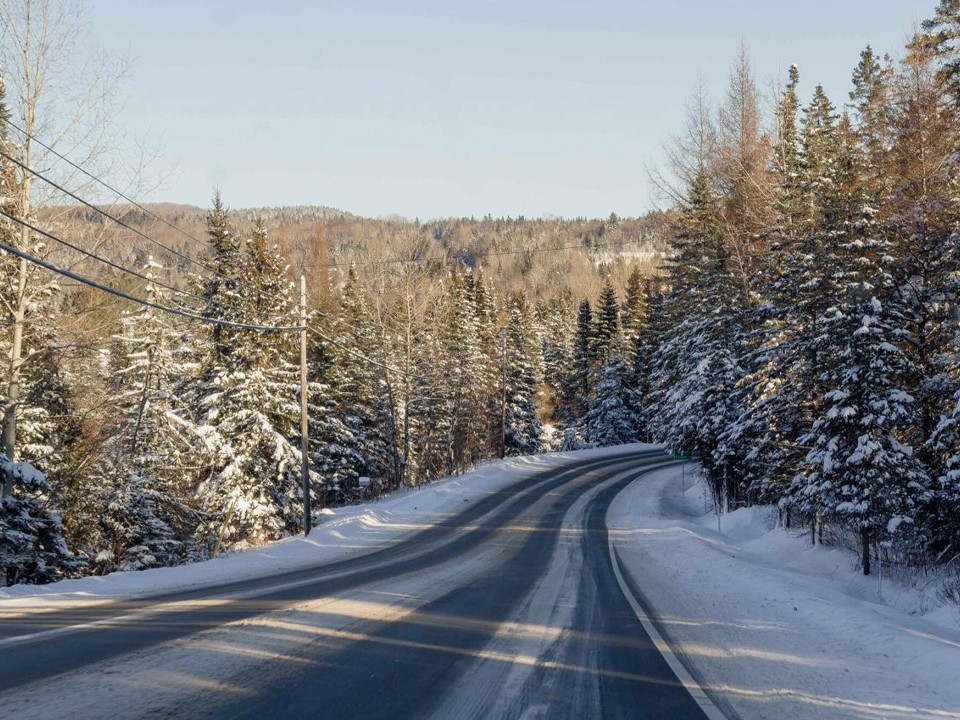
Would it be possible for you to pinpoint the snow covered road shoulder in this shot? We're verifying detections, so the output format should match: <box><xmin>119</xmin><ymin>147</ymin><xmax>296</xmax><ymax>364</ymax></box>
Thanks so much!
<box><xmin>608</xmin><ymin>464</ymin><xmax>960</xmax><ymax>720</ymax></box>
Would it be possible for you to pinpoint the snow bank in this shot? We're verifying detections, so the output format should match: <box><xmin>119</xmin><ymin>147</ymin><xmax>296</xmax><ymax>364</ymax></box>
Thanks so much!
<box><xmin>0</xmin><ymin>443</ymin><xmax>659</xmax><ymax>610</ymax></box>
<box><xmin>609</xmin><ymin>464</ymin><xmax>960</xmax><ymax>720</ymax></box>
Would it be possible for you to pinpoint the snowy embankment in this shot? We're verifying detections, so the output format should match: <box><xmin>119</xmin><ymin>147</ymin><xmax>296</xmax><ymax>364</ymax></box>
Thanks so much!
<box><xmin>0</xmin><ymin>444</ymin><xmax>657</xmax><ymax>611</ymax></box>
<box><xmin>610</xmin><ymin>464</ymin><xmax>960</xmax><ymax>720</ymax></box>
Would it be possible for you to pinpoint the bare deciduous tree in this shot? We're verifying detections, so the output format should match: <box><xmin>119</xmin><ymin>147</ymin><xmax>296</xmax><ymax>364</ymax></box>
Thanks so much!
<box><xmin>0</xmin><ymin>0</ymin><xmax>131</xmax><ymax>495</ymax></box>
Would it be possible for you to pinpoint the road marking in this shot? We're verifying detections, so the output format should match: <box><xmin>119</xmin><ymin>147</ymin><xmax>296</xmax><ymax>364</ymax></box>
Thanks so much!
<box><xmin>607</xmin><ymin>481</ymin><xmax>729</xmax><ymax>720</ymax></box>
<box><xmin>0</xmin><ymin>452</ymin><xmax>668</xmax><ymax>651</ymax></box>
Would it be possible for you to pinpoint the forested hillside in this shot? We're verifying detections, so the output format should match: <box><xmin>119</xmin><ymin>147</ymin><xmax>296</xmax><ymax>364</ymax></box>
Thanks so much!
<box><xmin>3</xmin><ymin>0</ymin><xmax>960</xmax><ymax>597</ymax></box>
<box><xmin>62</xmin><ymin>203</ymin><xmax>671</xmax><ymax>305</ymax></box>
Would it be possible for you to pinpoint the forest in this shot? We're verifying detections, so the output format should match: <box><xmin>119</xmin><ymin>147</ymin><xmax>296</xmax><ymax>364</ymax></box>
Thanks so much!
<box><xmin>2</xmin><ymin>0</ymin><xmax>960</xmax><ymax>592</ymax></box>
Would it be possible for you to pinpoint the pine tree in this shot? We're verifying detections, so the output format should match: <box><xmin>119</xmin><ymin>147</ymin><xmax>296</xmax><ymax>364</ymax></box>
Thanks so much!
<box><xmin>193</xmin><ymin>208</ymin><xmax>305</xmax><ymax>549</ymax></box>
<box><xmin>501</xmin><ymin>292</ymin><xmax>542</xmax><ymax>456</ymax></box>
<box><xmin>592</xmin><ymin>280</ymin><xmax>620</xmax><ymax>367</ymax></box>
<box><xmin>558</xmin><ymin>299</ymin><xmax>595</xmax><ymax>448</ymax></box>
<box><xmin>87</xmin><ymin>261</ymin><xmax>202</xmax><ymax>572</ymax></box>
<box><xmin>923</xmin><ymin>0</ymin><xmax>960</xmax><ymax>106</ymax></box>
<box><xmin>330</xmin><ymin>267</ymin><xmax>394</xmax><ymax>489</ymax></box>
<box><xmin>1</xmin><ymin>456</ymin><xmax>81</xmax><ymax>585</ymax></box>
<box><xmin>621</xmin><ymin>267</ymin><xmax>646</xmax><ymax>342</ymax></box>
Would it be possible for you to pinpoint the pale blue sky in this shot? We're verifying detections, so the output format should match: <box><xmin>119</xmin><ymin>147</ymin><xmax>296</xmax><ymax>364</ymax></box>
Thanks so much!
<box><xmin>86</xmin><ymin>0</ymin><xmax>931</xmax><ymax>219</ymax></box>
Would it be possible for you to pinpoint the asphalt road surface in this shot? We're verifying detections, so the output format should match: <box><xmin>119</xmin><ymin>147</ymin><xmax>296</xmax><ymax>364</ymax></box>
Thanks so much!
<box><xmin>0</xmin><ymin>449</ymin><xmax>719</xmax><ymax>719</ymax></box>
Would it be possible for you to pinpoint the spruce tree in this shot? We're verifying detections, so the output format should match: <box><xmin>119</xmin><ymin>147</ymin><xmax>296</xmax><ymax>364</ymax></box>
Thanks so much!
<box><xmin>1</xmin><ymin>456</ymin><xmax>80</xmax><ymax>585</ymax></box>
<box><xmin>585</xmin><ymin>347</ymin><xmax>641</xmax><ymax>448</ymax></box>
<box><xmin>592</xmin><ymin>280</ymin><xmax>620</xmax><ymax>367</ymax></box>
<box><xmin>501</xmin><ymin>292</ymin><xmax>543</xmax><ymax>456</ymax></box>
<box><xmin>558</xmin><ymin>299</ymin><xmax>595</xmax><ymax>448</ymax></box>
<box><xmin>850</xmin><ymin>46</ymin><xmax>895</xmax><ymax>201</ymax></box>
<box><xmin>538</xmin><ymin>296</ymin><xmax>574</xmax><ymax>429</ymax></box>
<box><xmin>193</xmin><ymin>208</ymin><xmax>305</xmax><ymax>549</ymax></box>
<box><xmin>331</xmin><ymin>267</ymin><xmax>394</xmax><ymax>489</ymax></box>
<box><xmin>621</xmin><ymin>267</ymin><xmax>645</xmax><ymax>343</ymax></box>
<box><xmin>88</xmin><ymin>262</ymin><xmax>202</xmax><ymax>571</ymax></box>
<box><xmin>923</xmin><ymin>0</ymin><xmax>960</xmax><ymax>106</ymax></box>
<box><xmin>794</xmin><ymin>243</ymin><xmax>930</xmax><ymax>573</ymax></box>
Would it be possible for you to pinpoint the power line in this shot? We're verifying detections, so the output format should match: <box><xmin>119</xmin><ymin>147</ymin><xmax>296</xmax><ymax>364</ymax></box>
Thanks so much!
<box><xmin>0</xmin><ymin>208</ymin><xmax>205</xmax><ymax>306</ymax></box>
<box><xmin>1</xmin><ymin>116</ymin><xmax>216</xmax><ymax>275</ymax></box>
<box><xmin>0</xmin><ymin>145</ymin><xmax>217</xmax><ymax>288</ymax></box>
<box><xmin>0</xmin><ymin>215</ymin><xmax>303</xmax><ymax>332</ymax></box>
<box><xmin>307</xmin><ymin>326</ymin><xmax>424</xmax><ymax>381</ymax></box>
<box><xmin>299</xmin><ymin>238</ymin><xmax>653</xmax><ymax>270</ymax></box>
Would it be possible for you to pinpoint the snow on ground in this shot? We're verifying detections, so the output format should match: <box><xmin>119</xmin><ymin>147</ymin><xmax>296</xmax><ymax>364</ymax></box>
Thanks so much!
<box><xmin>609</xmin><ymin>464</ymin><xmax>960</xmax><ymax>720</ymax></box>
<box><xmin>0</xmin><ymin>443</ymin><xmax>658</xmax><ymax>612</ymax></box>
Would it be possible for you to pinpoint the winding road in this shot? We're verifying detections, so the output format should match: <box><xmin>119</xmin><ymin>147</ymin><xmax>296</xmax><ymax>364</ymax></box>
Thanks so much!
<box><xmin>0</xmin><ymin>449</ymin><xmax>722</xmax><ymax>719</ymax></box>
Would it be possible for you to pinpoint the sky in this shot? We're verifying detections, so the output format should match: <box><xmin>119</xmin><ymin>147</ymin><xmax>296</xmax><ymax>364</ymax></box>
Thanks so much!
<box><xmin>83</xmin><ymin>0</ymin><xmax>933</xmax><ymax>220</ymax></box>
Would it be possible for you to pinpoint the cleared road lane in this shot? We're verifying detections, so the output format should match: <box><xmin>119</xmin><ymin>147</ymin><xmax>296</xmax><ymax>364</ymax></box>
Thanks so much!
<box><xmin>0</xmin><ymin>449</ymin><xmax>720</xmax><ymax>719</ymax></box>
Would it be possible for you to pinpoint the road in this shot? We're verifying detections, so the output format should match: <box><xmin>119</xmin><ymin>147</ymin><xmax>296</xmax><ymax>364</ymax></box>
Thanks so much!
<box><xmin>0</xmin><ymin>449</ymin><xmax>720</xmax><ymax>719</ymax></box>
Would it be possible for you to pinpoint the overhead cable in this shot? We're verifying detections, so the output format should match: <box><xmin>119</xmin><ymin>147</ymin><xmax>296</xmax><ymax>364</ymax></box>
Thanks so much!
<box><xmin>0</xmin><ymin>208</ymin><xmax>204</xmax><ymax>305</ymax></box>
<box><xmin>1</xmin><ymin>116</ymin><xmax>216</xmax><ymax>275</ymax></box>
<box><xmin>0</xmin><ymin>147</ymin><xmax>218</xmax><ymax>296</ymax></box>
<box><xmin>307</xmin><ymin>326</ymin><xmax>424</xmax><ymax>380</ymax></box>
<box><xmin>0</xmin><ymin>214</ymin><xmax>303</xmax><ymax>332</ymax></box>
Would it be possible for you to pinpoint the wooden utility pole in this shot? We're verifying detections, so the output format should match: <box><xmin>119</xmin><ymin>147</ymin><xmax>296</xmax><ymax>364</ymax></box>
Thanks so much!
<box><xmin>500</xmin><ymin>329</ymin><xmax>507</xmax><ymax>458</ymax></box>
<box><xmin>300</xmin><ymin>274</ymin><xmax>311</xmax><ymax>536</ymax></box>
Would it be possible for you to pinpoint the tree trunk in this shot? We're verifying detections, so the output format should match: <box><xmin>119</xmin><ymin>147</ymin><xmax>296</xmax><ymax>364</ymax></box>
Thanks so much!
<box><xmin>861</xmin><ymin>526</ymin><xmax>871</xmax><ymax>576</ymax></box>
<box><xmin>1</xmin><ymin>256</ymin><xmax>27</xmax><ymax>498</ymax></box>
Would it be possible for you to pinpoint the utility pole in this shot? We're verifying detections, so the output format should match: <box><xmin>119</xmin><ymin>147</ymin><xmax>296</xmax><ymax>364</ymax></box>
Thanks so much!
<box><xmin>300</xmin><ymin>274</ymin><xmax>311</xmax><ymax>536</ymax></box>
<box><xmin>500</xmin><ymin>329</ymin><xmax>507</xmax><ymax>458</ymax></box>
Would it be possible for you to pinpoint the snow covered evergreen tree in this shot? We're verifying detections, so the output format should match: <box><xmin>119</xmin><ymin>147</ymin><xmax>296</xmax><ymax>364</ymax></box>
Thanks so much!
<box><xmin>436</xmin><ymin>267</ymin><xmax>488</xmax><ymax>473</ymax></box>
<box><xmin>193</xmin><ymin>209</ymin><xmax>305</xmax><ymax>549</ymax></box>
<box><xmin>795</xmin><ymin>283</ymin><xmax>930</xmax><ymax>574</ymax></box>
<box><xmin>0</xmin><ymin>456</ymin><xmax>80</xmax><ymax>585</ymax></box>
<box><xmin>923</xmin><ymin>0</ymin><xmax>960</xmax><ymax>106</ymax></box>
<box><xmin>558</xmin><ymin>299</ymin><xmax>595</xmax><ymax>449</ymax></box>
<box><xmin>407</xmin><ymin>294</ymin><xmax>454</xmax><ymax>482</ymax></box>
<box><xmin>592</xmin><ymin>280</ymin><xmax>620</xmax><ymax>368</ymax></box>
<box><xmin>501</xmin><ymin>292</ymin><xmax>542</xmax><ymax>456</ymax></box>
<box><xmin>621</xmin><ymin>267</ymin><xmax>646</xmax><ymax>343</ymax></box>
<box><xmin>585</xmin><ymin>344</ymin><xmax>641</xmax><ymax>448</ymax></box>
<box><xmin>87</xmin><ymin>261</ymin><xmax>202</xmax><ymax>572</ymax></box>
<box><xmin>330</xmin><ymin>267</ymin><xmax>394</xmax><ymax>489</ymax></box>
<box><xmin>466</xmin><ymin>268</ymin><xmax>501</xmax><ymax>457</ymax></box>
